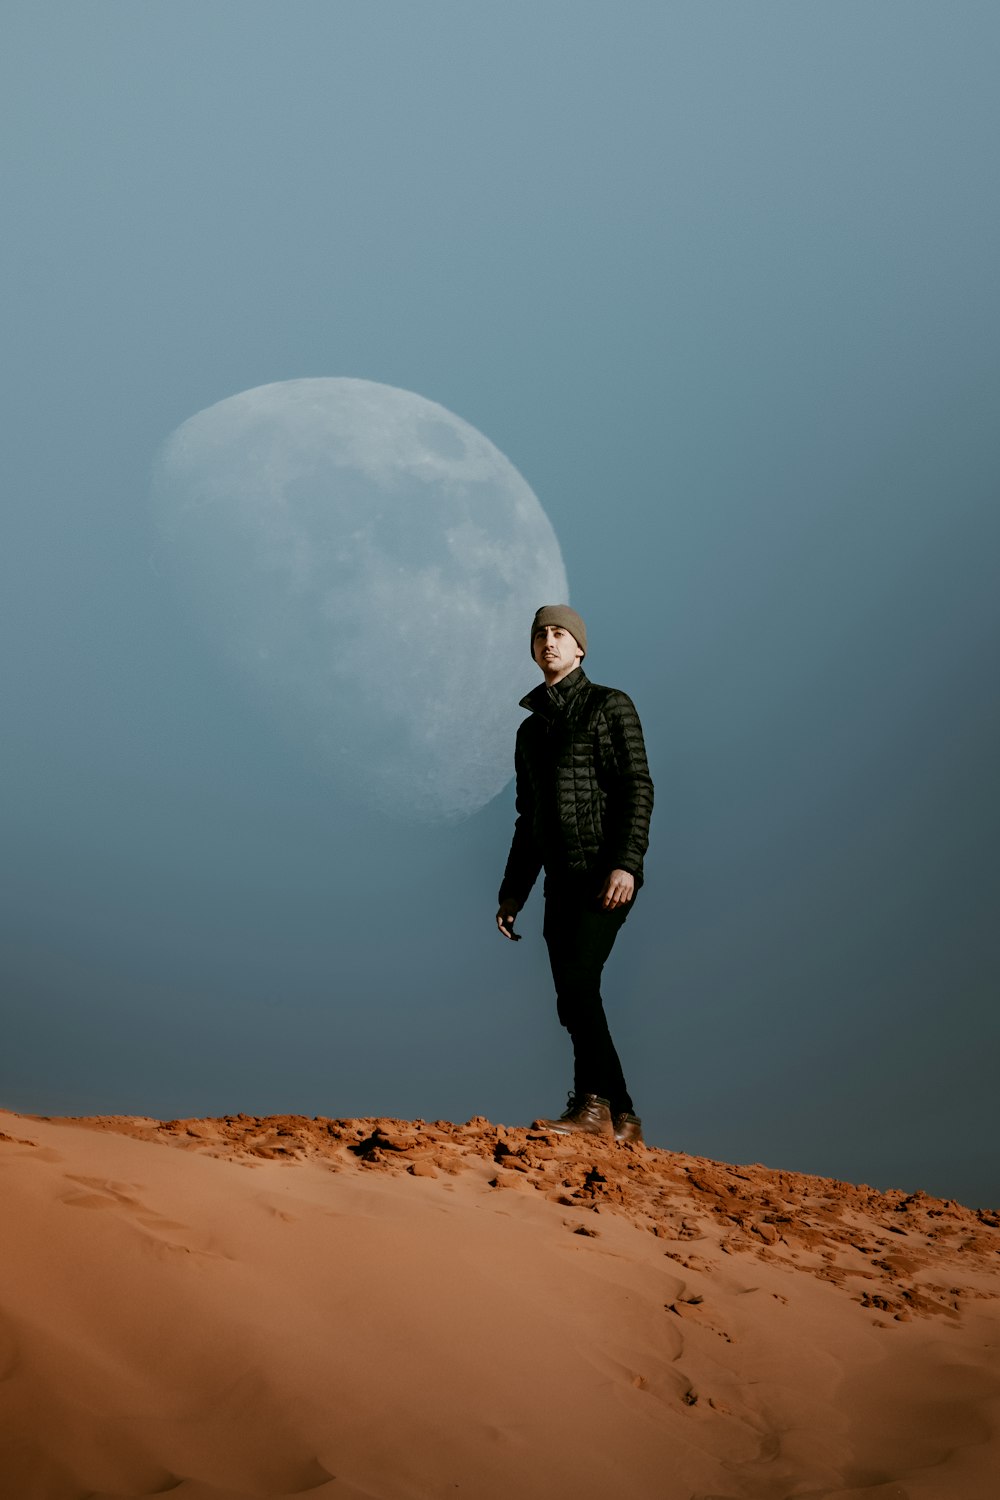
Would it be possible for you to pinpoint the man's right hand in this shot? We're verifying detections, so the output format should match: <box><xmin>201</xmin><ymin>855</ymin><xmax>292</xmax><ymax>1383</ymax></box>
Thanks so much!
<box><xmin>496</xmin><ymin>899</ymin><xmax>522</xmax><ymax>940</ymax></box>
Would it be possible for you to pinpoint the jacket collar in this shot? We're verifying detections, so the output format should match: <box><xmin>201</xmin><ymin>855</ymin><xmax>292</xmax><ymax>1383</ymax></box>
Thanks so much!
<box><xmin>520</xmin><ymin>665</ymin><xmax>589</xmax><ymax>717</ymax></box>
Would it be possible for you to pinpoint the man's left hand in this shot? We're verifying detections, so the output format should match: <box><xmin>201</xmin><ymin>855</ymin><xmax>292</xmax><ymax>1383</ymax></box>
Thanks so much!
<box><xmin>599</xmin><ymin>869</ymin><xmax>634</xmax><ymax>910</ymax></box>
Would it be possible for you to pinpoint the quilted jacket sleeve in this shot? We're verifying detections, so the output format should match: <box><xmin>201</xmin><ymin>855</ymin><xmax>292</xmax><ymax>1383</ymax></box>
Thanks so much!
<box><xmin>600</xmin><ymin>692</ymin><xmax>654</xmax><ymax>877</ymax></box>
<box><xmin>497</xmin><ymin>736</ymin><xmax>543</xmax><ymax>908</ymax></box>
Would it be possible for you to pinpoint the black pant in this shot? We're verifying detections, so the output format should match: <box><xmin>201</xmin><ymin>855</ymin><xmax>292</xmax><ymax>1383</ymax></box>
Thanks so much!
<box><xmin>542</xmin><ymin>876</ymin><xmax>636</xmax><ymax>1117</ymax></box>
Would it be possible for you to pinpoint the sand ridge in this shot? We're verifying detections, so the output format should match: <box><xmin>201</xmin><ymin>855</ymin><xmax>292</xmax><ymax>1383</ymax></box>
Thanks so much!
<box><xmin>1</xmin><ymin>1107</ymin><xmax>998</xmax><ymax>1500</ymax></box>
<box><xmin>66</xmin><ymin>1110</ymin><xmax>1000</xmax><ymax>1325</ymax></box>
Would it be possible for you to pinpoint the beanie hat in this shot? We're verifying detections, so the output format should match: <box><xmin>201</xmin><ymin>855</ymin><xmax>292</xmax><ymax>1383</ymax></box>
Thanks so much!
<box><xmin>530</xmin><ymin>604</ymin><xmax>587</xmax><ymax>658</ymax></box>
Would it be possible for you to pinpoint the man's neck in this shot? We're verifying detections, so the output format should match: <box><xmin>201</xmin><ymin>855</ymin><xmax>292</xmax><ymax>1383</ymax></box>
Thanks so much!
<box><xmin>541</xmin><ymin>663</ymin><xmax>581</xmax><ymax>688</ymax></box>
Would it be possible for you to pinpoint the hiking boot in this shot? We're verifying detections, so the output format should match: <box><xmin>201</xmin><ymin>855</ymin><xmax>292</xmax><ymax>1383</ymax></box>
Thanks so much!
<box><xmin>534</xmin><ymin>1093</ymin><xmax>613</xmax><ymax>1138</ymax></box>
<box><xmin>613</xmin><ymin>1111</ymin><xmax>644</xmax><ymax>1146</ymax></box>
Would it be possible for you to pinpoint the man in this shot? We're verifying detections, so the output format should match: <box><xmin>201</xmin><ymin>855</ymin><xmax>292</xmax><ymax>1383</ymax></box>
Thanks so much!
<box><xmin>496</xmin><ymin>604</ymin><xmax>654</xmax><ymax>1144</ymax></box>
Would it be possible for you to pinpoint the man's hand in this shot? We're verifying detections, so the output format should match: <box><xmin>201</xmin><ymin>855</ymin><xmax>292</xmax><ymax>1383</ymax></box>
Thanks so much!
<box><xmin>599</xmin><ymin>869</ymin><xmax>634</xmax><ymax>910</ymax></box>
<box><xmin>496</xmin><ymin>899</ymin><xmax>522</xmax><ymax>940</ymax></box>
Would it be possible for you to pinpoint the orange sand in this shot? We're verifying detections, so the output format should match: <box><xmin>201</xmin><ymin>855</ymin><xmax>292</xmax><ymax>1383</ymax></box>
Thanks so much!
<box><xmin>1</xmin><ymin>1107</ymin><xmax>998</xmax><ymax>1500</ymax></box>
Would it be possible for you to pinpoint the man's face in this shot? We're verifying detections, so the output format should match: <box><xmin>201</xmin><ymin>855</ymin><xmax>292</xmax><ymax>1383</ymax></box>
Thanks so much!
<box><xmin>533</xmin><ymin>625</ymin><xmax>583</xmax><ymax>683</ymax></box>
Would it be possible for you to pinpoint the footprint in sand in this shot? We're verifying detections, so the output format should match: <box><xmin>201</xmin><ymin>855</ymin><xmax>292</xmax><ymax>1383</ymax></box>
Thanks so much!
<box><xmin>0</xmin><ymin>1132</ymin><xmax>64</xmax><ymax>1165</ymax></box>
<box><xmin>261</xmin><ymin>1202</ymin><xmax>300</xmax><ymax>1223</ymax></box>
<box><xmin>60</xmin><ymin>1175</ymin><xmax>144</xmax><ymax>1211</ymax></box>
<box><xmin>58</xmin><ymin>1175</ymin><xmax>230</xmax><ymax>1261</ymax></box>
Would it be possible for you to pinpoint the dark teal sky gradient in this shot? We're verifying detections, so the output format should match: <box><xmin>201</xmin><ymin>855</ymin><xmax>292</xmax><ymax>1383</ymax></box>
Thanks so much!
<box><xmin>3</xmin><ymin>2</ymin><xmax>998</xmax><ymax>1203</ymax></box>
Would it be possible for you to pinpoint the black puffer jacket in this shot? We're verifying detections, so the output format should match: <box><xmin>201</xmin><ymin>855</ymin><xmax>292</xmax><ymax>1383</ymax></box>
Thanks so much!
<box><xmin>498</xmin><ymin>667</ymin><xmax>654</xmax><ymax>907</ymax></box>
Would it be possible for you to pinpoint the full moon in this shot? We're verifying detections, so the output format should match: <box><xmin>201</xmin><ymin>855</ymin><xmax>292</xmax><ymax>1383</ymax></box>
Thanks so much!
<box><xmin>150</xmin><ymin>378</ymin><xmax>569</xmax><ymax>821</ymax></box>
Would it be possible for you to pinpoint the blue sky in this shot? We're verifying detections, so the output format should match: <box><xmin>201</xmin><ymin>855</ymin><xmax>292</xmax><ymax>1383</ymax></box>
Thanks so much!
<box><xmin>3</xmin><ymin>2</ymin><xmax>998</xmax><ymax>1204</ymax></box>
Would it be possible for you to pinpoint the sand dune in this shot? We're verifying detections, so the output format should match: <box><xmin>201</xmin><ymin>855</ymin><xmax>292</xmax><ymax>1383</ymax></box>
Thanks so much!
<box><xmin>1</xmin><ymin>1107</ymin><xmax>998</xmax><ymax>1500</ymax></box>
